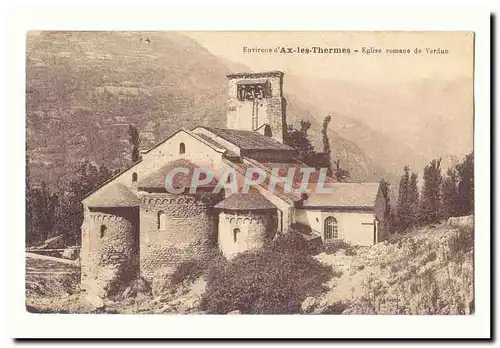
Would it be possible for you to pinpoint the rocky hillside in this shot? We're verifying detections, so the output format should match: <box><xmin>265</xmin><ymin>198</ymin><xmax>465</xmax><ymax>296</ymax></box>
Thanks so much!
<box><xmin>312</xmin><ymin>220</ymin><xmax>474</xmax><ymax>315</ymax></box>
<box><xmin>27</xmin><ymin>31</ymin><xmax>399</xmax><ymax>188</ymax></box>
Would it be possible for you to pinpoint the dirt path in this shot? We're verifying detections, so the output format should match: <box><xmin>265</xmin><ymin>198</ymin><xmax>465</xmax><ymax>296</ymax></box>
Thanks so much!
<box><xmin>26</xmin><ymin>252</ymin><xmax>79</xmax><ymax>266</ymax></box>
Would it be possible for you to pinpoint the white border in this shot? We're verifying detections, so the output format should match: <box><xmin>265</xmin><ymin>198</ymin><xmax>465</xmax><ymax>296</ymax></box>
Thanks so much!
<box><xmin>6</xmin><ymin>4</ymin><xmax>490</xmax><ymax>340</ymax></box>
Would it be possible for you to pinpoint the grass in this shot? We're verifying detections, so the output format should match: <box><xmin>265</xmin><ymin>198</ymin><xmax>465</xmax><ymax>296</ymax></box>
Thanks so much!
<box><xmin>322</xmin><ymin>239</ymin><xmax>357</xmax><ymax>255</ymax></box>
<box><xmin>340</xmin><ymin>223</ymin><xmax>474</xmax><ymax>315</ymax></box>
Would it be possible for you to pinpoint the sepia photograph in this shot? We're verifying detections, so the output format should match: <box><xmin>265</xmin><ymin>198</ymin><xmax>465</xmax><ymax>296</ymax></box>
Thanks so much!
<box><xmin>23</xmin><ymin>30</ymin><xmax>476</xmax><ymax>317</ymax></box>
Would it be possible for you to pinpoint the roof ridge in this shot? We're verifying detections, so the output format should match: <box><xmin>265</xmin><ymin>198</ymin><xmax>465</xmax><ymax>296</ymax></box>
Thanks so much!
<box><xmin>214</xmin><ymin>188</ymin><xmax>276</xmax><ymax>210</ymax></box>
<box><xmin>199</xmin><ymin>126</ymin><xmax>294</xmax><ymax>151</ymax></box>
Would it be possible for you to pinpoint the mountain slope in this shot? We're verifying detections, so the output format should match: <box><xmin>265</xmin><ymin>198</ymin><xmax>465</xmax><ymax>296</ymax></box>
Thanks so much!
<box><xmin>287</xmin><ymin>75</ymin><xmax>473</xmax><ymax>173</ymax></box>
<box><xmin>27</xmin><ymin>31</ymin><xmax>229</xmax><ymax>186</ymax></box>
<box><xmin>27</xmin><ymin>31</ymin><xmax>425</xmax><ymax>188</ymax></box>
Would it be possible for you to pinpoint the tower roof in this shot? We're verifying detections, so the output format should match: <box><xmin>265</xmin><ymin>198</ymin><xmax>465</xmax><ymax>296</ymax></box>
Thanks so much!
<box><xmin>214</xmin><ymin>189</ymin><xmax>277</xmax><ymax>211</ymax></box>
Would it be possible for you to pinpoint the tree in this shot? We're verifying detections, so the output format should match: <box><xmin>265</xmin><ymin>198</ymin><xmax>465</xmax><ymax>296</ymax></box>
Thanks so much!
<box><xmin>284</xmin><ymin>120</ymin><xmax>329</xmax><ymax>170</ymax></box>
<box><xmin>455</xmin><ymin>153</ymin><xmax>474</xmax><ymax>215</ymax></box>
<box><xmin>332</xmin><ymin>159</ymin><xmax>350</xmax><ymax>183</ymax></box>
<box><xmin>128</xmin><ymin>124</ymin><xmax>141</xmax><ymax>163</ymax></box>
<box><xmin>26</xmin><ymin>152</ymin><xmax>36</xmax><ymax>246</ymax></box>
<box><xmin>320</xmin><ymin>114</ymin><xmax>350</xmax><ymax>182</ymax></box>
<box><xmin>380</xmin><ymin>179</ymin><xmax>394</xmax><ymax>234</ymax></box>
<box><xmin>396</xmin><ymin>166</ymin><xmax>411</xmax><ymax>231</ymax></box>
<box><xmin>55</xmin><ymin>160</ymin><xmax>116</xmax><ymax>245</ymax></box>
<box><xmin>441</xmin><ymin>167</ymin><xmax>460</xmax><ymax>218</ymax></box>
<box><xmin>285</xmin><ymin>121</ymin><xmax>315</xmax><ymax>158</ymax></box>
<box><xmin>420</xmin><ymin>158</ymin><xmax>442</xmax><ymax>224</ymax></box>
<box><xmin>408</xmin><ymin>172</ymin><xmax>420</xmax><ymax>227</ymax></box>
<box><xmin>26</xmin><ymin>181</ymin><xmax>59</xmax><ymax>246</ymax></box>
<box><xmin>396</xmin><ymin>166</ymin><xmax>420</xmax><ymax>231</ymax></box>
<box><xmin>26</xmin><ymin>185</ymin><xmax>42</xmax><ymax>246</ymax></box>
<box><xmin>321</xmin><ymin>115</ymin><xmax>333</xmax><ymax>175</ymax></box>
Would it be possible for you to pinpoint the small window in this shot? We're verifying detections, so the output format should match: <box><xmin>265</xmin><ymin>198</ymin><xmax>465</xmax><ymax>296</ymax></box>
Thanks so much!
<box><xmin>158</xmin><ymin>211</ymin><xmax>166</xmax><ymax>230</ymax></box>
<box><xmin>100</xmin><ymin>225</ymin><xmax>107</xmax><ymax>238</ymax></box>
<box><xmin>179</xmin><ymin>142</ymin><xmax>186</xmax><ymax>154</ymax></box>
<box><xmin>233</xmin><ymin>228</ymin><xmax>240</xmax><ymax>243</ymax></box>
<box><xmin>324</xmin><ymin>216</ymin><xmax>338</xmax><ymax>240</ymax></box>
<box><xmin>237</xmin><ymin>83</ymin><xmax>270</xmax><ymax>101</ymax></box>
<box><xmin>132</xmin><ymin>172</ymin><xmax>138</xmax><ymax>183</ymax></box>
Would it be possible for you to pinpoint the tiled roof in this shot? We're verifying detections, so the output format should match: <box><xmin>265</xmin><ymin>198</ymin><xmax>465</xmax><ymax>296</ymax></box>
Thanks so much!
<box><xmin>201</xmin><ymin>127</ymin><xmax>294</xmax><ymax>151</ymax></box>
<box><xmin>259</xmin><ymin>162</ymin><xmax>337</xmax><ymax>184</ymax></box>
<box><xmin>137</xmin><ymin>158</ymin><xmax>218</xmax><ymax>191</ymax></box>
<box><xmin>214</xmin><ymin>189</ymin><xmax>276</xmax><ymax>211</ymax></box>
<box><xmin>195</xmin><ymin>132</ymin><xmax>240</xmax><ymax>158</ymax></box>
<box><xmin>301</xmin><ymin>182</ymin><xmax>381</xmax><ymax>208</ymax></box>
<box><xmin>86</xmin><ymin>183</ymin><xmax>139</xmax><ymax>208</ymax></box>
<box><xmin>221</xmin><ymin>157</ymin><xmax>301</xmax><ymax>204</ymax></box>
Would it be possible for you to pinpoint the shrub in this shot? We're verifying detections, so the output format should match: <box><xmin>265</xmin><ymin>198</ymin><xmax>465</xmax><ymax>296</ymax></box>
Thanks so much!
<box><xmin>170</xmin><ymin>259</ymin><xmax>205</xmax><ymax>286</ymax></box>
<box><xmin>268</xmin><ymin>231</ymin><xmax>319</xmax><ymax>255</ymax></box>
<box><xmin>421</xmin><ymin>251</ymin><xmax>437</xmax><ymax>265</ymax></box>
<box><xmin>387</xmin><ymin>234</ymin><xmax>403</xmax><ymax>245</ymax></box>
<box><xmin>322</xmin><ymin>239</ymin><xmax>353</xmax><ymax>255</ymax></box>
<box><xmin>390</xmin><ymin>263</ymin><xmax>402</xmax><ymax>274</ymax></box>
<box><xmin>200</xmin><ymin>249</ymin><xmax>333</xmax><ymax>314</ymax></box>
<box><xmin>322</xmin><ymin>300</ymin><xmax>350</xmax><ymax>314</ymax></box>
<box><xmin>331</xmin><ymin>269</ymin><xmax>343</xmax><ymax>278</ymax></box>
<box><xmin>170</xmin><ymin>249</ymin><xmax>224</xmax><ymax>287</ymax></box>
<box><xmin>344</xmin><ymin>247</ymin><xmax>357</xmax><ymax>256</ymax></box>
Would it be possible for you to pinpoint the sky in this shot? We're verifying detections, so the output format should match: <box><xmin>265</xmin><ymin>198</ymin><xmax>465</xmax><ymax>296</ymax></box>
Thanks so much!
<box><xmin>185</xmin><ymin>31</ymin><xmax>474</xmax><ymax>84</ymax></box>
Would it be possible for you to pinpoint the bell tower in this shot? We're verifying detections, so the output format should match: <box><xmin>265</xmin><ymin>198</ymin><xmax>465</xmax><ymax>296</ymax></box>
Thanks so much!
<box><xmin>226</xmin><ymin>71</ymin><xmax>287</xmax><ymax>143</ymax></box>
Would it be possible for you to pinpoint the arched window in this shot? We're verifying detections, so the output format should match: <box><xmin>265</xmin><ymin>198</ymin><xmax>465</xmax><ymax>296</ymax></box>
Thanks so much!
<box><xmin>100</xmin><ymin>225</ymin><xmax>107</xmax><ymax>238</ymax></box>
<box><xmin>324</xmin><ymin>217</ymin><xmax>338</xmax><ymax>240</ymax></box>
<box><xmin>233</xmin><ymin>228</ymin><xmax>240</xmax><ymax>243</ymax></box>
<box><xmin>158</xmin><ymin>211</ymin><xmax>166</xmax><ymax>230</ymax></box>
<box><xmin>132</xmin><ymin>172</ymin><xmax>138</xmax><ymax>183</ymax></box>
<box><xmin>179</xmin><ymin>142</ymin><xmax>186</xmax><ymax>154</ymax></box>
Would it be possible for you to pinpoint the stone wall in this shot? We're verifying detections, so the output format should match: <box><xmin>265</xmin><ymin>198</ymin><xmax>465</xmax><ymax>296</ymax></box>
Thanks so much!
<box><xmin>447</xmin><ymin>215</ymin><xmax>473</xmax><ymax>228</ymax></box>
<box><xmin>226</xmin><ymin>73</ymin><xmax>286</xmax><ymax>144</ymax></box>
<box><xmin>218</xmin><ymin>210</ymin><xmax>278</xmax><ymax>257</ymax></box>
<box><xmin>139</xmin><ymin>192</ymin><xmax>222</xmax><ymax>281</ymax></box>
<box><xmin>81</xmin><ymin>206</ymin><xmax>139</xmax><ymax>297</ymax></box>
<box><xmin>264</xmin><ymin>96</ymin><xmax>286</xmax><ymax>144</ymax></box>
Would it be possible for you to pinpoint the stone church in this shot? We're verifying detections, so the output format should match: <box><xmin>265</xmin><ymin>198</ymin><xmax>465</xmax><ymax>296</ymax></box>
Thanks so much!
<box><xmin>81</xmin><ymin>71</ymin><xmax>388</xmax><ymax>294</ymax></box>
